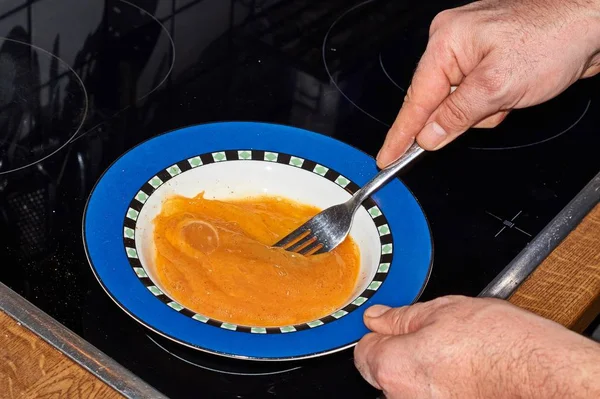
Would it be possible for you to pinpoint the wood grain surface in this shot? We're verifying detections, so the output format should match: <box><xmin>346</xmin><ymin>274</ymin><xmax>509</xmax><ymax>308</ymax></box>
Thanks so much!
<box><xmin>0</xmin><ymin>311</ymin><xmax>122</xmax><ymax>399</ymax></box>
<box><xmin>510</xmin><ymin>204</ymin><xmax>600</xmax><ymax>332</ymax></box>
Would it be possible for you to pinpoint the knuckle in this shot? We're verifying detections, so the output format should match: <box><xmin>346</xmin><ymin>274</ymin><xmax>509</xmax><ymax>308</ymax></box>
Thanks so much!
<box><xmin>443</xmin><ymin>294</ymin><xmax>470</xmax><ymax>303</ymax></box>
<box><xmin>355</xmin><ymin>335</ymin><xmax>393</xmax><ymax>390</ymax></box>
<box><xmin>374</xmin><ymin>365</ymin><xmax>395</xmax><ymax>391</ymax></box>
<box><xmin>372</xmin><ymin>348</ymin><xmax>394</xmax><ymax>387</ymax></box>
<box><xmin>353</xmin><ymin>352</ymin><xmax>367</xmax><ymax>375</ymax></box>
<box><xmin>489</xmin><ymin>111</ymin><xmax>508</xmax><ymax>126</ymax></box>
<box><xmin>431</xmin><ymin>296</ymin><xmax>476</xmax><ymax>319</ymax></box>
<box><xmin>475</xmin><ymin>112</ymin><xmax>507</xmax><ymax>128</ymax></box>
<box><xmin>425</xmin><ymin>34</ymin><xmax>449</xmax><ymax>59</ymax></box>
<box><xmin>478</xmin><ymin>66</ymin><xmax>509</xmax><ymax>98</ymax></box>
<box><xmin>406</xmin><ymin>313</ymin><xmax>426</xmax><ymax>334</ymax></box>
<box><xmin>388</xmin><ymin>307</ymin><xmax>421</xmax><ymax>334</ymax></box>
<box><xmin>426</xmin><ymin>296</ymin><xmax>461</xmax><ymax>314</ymax></box>
<box><xmin>355</xmin><ymin>332</ymin><xmax>376</xmax><ymax>359</ymax></box>
<box><xmin>403</xmin><ymin>84</ymin><xmax>416</xmax><ymax>105</ymax></box>
<box><xmin>484</xmin><ymin>298</ymin><xmax>515</xmax><ymax>314</ymax></box>
<box><xmin>388</xmin><ymin>308</ymin><xmax>407</xmax><ymax>330</ymax></box>
<box><xmin>372</xmin><ymin>340</ymin><xmax>412</xmax><ymax>391</ymax></box>
<box><xmin>354</xmin><ymin>338</ymin><xmax>376</xmax><ymax>373</ymax></box>
<box><xmin>431</xmin><ymin>295</ymin><xmax>460</xmax><ymax>307</ymax></box>
<box><xmin>430</xmin><ymin>9</ymin><xmax>454</xmax><ymax>34</ymax></box>
<box><xmin>441</xmin><ymin>94</ymin><xmax>471</xmax><ymax>128</ymax></box>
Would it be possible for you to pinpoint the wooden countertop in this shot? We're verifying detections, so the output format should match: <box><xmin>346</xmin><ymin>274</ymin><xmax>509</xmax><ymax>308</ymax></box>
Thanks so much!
<box><xmin>509</xmin><ymin>204</ymin><xmax>600</xmax><ymax>332</ymax></box>
<box><xmin>0</xmin><ymin>310</ymin><xmax>122</xmax><ymax>398</ymax></box>
<box><xmin>1</xmin><ymin>205</ymin><xmax>599</xmax><ymax>398</ymax></box>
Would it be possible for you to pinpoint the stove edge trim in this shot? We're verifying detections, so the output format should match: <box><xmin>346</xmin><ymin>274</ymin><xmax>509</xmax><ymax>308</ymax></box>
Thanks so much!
<box><xmin>0</xmin><ymin>281</ymin><xmax>167</xmax><ymax>399</ymax></box>
<box><xmin>479</xmin><ymin>169</ymin><xmax>600</xmax><ymax>299</ymax></box>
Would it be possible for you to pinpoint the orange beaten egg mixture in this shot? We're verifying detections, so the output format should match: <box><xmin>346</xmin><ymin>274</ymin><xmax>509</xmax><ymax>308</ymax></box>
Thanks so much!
<box><xmin>152</xmin><ymin>193</ymin><xmax>360</xmax><ymax>327</ymax></box>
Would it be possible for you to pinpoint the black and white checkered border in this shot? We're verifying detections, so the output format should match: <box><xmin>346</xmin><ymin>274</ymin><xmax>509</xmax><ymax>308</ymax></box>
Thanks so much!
<box><xmin>122</xmin><ymin>150</ymin><xmax>394</xmax><ymax>334</ymax></box>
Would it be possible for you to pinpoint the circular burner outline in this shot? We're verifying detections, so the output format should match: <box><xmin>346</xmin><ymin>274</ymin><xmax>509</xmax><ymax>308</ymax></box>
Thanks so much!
<box><xmin>0</xmin><ymin>37</ymin><xmax>88</xmax><ymax>176</ymax></box>
<box><xmin>378</xmin><ymin>51</ymin><xmax>405</xmax><ymax>92</ymax></box>
<box><xmin>120</xmin><ymin>0</ymin><xmax>176</xmax><ymax>103</ymax></box>
<box><xmin>70</xmin><ymin>0</ymin><xmax>176</xmax><ymax>144</ymax></box>
<box><xmin>466</xmin><ymin>99</ymin><xmax>591</xmax><ymax>150</ymax></box>
<box><xmin>324</xmin><ymin>0</ymin><xmax>590</xmax><ymax>151</ymax></box>
<box><xmin>322</xmin><ymin>0</ymin><xmax>392</xmax><ymax>127</ymax></box>
<box><xmin>378</xmin><ymin>45</ymin><xmax>591</xmax><ymax>150</ymax></box>
<box><xmin>146</xmin><ymin>334</ymin><xmax>302</xmax><ymax>376</ymax></box>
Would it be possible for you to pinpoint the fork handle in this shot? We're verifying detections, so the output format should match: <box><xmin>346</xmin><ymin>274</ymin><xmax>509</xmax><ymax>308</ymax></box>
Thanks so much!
<box><xmin>350</xmin><ymin>142</ymin><xmax>425</xmax><ymax>208</ymax></box>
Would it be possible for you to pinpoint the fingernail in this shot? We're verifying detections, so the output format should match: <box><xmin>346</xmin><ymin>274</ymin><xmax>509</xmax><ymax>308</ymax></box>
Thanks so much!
<box><xmin>365</xmin><ymin>305</ymin><xmax>391</xmax><ymax>318</ymax></box>
<box><xmin>375</xmin><ymin>149</ymin><xmax>390</xmax><ymax>168</ymax></box>
<box><xmin>419</xmin><ymin>122</ymin><xmax>447</xmax><ymax>150</ymax></box>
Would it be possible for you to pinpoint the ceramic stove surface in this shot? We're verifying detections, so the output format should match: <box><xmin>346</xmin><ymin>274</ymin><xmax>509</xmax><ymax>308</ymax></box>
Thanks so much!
<box><xmin>0</xmin><ymin>1</ymin><xmax>599</xmax><ymax>398</ymax></box>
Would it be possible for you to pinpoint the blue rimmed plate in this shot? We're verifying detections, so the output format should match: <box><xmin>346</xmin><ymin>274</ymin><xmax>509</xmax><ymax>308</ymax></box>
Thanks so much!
<box><xmin>83</xmin><ymin>122</ymin><xmax>432</xmax><ymax>361</ymax></box>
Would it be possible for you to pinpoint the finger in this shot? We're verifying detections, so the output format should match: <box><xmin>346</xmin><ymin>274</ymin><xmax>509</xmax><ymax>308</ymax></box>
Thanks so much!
<box><xmin>582</xmin><ymin>63</ymin><xmax>600</xmax><ymax>79</ymax></box>
<box><xmin>355</xmin><ymin>333</ymin><xmax>419</xmax><ymax>395</ymax></box>
<box><xmin>472</xmin><ymin>110</ymin><xmax>510</xmax><ymax>128</ymax></box>
<box><xmin>363</xmin><ymin>296</ymin><xmax>463</xmax><ymax>335</ymax></box>
<box><xmin>376</xmin><ymin>42</ymin><xmax>459</xmax><ymax>168</ymax></box>
<box><xmin>354</xmin><ymin>333</ymin><xmax>408</xmax><ymax>390</ymax></box>
<box><xmin>354</xmin><ymin>332</ymin><xmax>388</xmax><ymax>390</ymax></box>
<box><xmin>416</xmin><ymin>59</ymin><xmax>507</xmax><ymax>150</ymax></box>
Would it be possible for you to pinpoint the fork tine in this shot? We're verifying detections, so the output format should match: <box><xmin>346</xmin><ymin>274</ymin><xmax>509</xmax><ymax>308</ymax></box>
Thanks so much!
<box><xmin>286</xmin><ymin>233</ymin><xmax>316</xmax><ymax>253</ymax></box>
<box><xmin>274</xmin><ymin>227</ymin><xmax>311</xmax><ymax>249</ymax></box>
<box><xmin>299</xmin><ymin>240</ymin><xmax>323</xmax><ymax>256</ymax></box>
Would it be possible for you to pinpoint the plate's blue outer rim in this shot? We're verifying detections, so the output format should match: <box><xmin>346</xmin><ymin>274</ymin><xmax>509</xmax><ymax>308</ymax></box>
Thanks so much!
<box><xmin>83</xmin><ymin>121</ymin><xmax>433</xmax><ymax>360</ymax></box>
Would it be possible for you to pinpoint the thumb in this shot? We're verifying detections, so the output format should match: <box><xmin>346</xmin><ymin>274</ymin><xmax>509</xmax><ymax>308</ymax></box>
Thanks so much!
<box><xmin>364</xmin><ymin>296</ymin><xmax>462</xmax><ymax>335</ymax></box>
<box><xmin>417</xmin><ymin>59</ymin><xmax>508</xmax><ymax>150</ymax></box>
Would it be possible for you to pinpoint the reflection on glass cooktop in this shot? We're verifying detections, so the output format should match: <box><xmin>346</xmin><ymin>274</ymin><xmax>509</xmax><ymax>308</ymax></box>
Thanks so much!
<box><xmin>0</xmin><ymin>38</ymin><xmax>87</xmax><ymax>174</ymax></box>
<box><xmin>0</xmin><ymin>0</ymin><xmax>598</xmax><ymax>398</ymax></box>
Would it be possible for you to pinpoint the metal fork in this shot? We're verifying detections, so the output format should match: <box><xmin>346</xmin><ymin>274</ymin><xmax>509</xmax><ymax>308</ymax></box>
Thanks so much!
<box><xmin>273</xmin><ymin>142</ymin><xmax>425</xmax><ymax>255</ymax></box>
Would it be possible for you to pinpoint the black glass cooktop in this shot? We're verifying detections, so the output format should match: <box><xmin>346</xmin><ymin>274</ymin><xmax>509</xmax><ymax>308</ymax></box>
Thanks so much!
<box><xmin>1</xmin><ymin>1</ymin><xmax>599</xmax><ymax>398</ymax></box>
